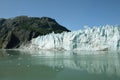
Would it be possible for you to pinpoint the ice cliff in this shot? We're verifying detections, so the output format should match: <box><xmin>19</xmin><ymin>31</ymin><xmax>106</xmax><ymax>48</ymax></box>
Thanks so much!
<box><xmin>24</xmin><ymin>25</ymin><xmax>120</xmax><ymax>50</ymax></box>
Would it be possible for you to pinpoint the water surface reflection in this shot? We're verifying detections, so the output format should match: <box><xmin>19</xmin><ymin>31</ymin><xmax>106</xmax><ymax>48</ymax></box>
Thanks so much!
<box><xmin>0</xmin><ymin>50</ymin><xmax>120</xmax><ymax>80</ymax></box>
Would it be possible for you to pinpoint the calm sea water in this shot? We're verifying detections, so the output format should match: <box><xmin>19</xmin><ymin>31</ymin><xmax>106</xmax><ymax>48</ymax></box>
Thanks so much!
<box><xmin>0</xmin><ymin>50</ymin><xmax>120</xmax><ymax>80</ymax></box>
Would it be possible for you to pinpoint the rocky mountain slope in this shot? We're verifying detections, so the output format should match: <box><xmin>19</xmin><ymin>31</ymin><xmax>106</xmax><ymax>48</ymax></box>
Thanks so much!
<box><xmin>0</xmin><ymin>16</ymin><xmax>69</xmax><ymax>49</ymax></box>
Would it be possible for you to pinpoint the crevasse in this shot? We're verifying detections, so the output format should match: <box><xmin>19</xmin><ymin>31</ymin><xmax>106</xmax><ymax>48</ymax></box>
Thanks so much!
<box><xmin>24</xmin><ymin>25</ymin><xmax>120</xmax><ymax>50</ymax></box>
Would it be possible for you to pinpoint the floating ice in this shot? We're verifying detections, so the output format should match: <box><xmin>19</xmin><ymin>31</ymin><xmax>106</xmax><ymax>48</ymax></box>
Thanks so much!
<box><xmin>23</xmin><ymin>25</ymin><xmax>120</xmax><ymax>50</ymax></box>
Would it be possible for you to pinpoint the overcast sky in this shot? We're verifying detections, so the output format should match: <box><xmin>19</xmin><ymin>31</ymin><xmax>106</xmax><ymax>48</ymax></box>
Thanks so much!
<box><xmin>0</xmin><ymin>0</ymin><xmax>120</xmax><ymax>30</ymax></box>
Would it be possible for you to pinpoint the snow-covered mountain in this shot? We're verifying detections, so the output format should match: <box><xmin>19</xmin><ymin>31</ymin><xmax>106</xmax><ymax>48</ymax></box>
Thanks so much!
<box><xmin>23</xmin><ymin>25</ymin><xmax>120</xmax><ymax>50</ymax></box>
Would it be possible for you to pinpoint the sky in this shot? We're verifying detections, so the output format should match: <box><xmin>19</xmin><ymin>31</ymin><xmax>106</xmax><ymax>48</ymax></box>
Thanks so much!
<box><xmin>0</xmin><ymin>0</ymin><xmax>120</xmax><ymax>30</ymax></box>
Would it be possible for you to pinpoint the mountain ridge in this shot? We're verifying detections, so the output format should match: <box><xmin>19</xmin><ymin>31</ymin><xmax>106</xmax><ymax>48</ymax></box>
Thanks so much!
<box><xmin>0</xmin><ymin>16</ymin><xmax>70</xmax><ymax>49</ymax></box>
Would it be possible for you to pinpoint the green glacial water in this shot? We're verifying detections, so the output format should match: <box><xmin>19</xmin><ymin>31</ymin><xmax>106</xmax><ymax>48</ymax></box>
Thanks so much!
<box><xmin>0</xmin><ymin>50</ymin><xmax>120</xmax><ymax>80</ymax></box>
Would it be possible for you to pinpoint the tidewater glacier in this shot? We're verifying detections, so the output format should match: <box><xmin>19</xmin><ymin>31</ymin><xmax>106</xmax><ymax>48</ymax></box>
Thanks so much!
<box><xmin>23</xmin><ymin>25</ymin><xmax>120</xmax><ymax>51</ymax></box>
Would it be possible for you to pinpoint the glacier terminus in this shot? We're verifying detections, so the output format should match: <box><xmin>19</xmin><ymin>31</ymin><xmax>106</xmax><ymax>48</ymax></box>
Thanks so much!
<box><xmin>23</xmin><ymin>25</ymin><xmax>120</xmax><ymax>51</ymax></box>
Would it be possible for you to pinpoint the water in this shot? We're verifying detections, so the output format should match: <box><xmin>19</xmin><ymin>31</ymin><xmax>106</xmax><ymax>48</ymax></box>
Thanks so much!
<box><xmin>0</xmin><ymin>50</ymin><xmax>120</xmax><ymax>80</ymax></box>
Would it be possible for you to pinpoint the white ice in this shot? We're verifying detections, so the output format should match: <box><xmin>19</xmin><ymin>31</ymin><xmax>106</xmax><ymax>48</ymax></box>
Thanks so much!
<box><xmin>23</xmin><ymin>25</ymin><xmax>120</xmax><ymax>50</ymax></box>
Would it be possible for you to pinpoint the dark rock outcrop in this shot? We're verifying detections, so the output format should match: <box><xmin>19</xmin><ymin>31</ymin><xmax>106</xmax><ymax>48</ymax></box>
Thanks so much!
<box><xmin>0</xmin><ymin>16</ymin><xmax>70</xmax><ymax>49</ymax></box>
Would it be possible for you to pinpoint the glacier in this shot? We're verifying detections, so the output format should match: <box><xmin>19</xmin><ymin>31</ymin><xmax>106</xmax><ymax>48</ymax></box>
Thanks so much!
<box><xmin>23</xmin><ymin>25</ymin><xmax>120</xmax><ymax>50</ymax></box>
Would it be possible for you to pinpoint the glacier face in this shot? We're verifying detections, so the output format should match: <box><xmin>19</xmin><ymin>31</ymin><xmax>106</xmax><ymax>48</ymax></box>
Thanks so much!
<box><xmin>24</xmin><ymin>25</ymin><xmax>120</xmax><ymax>50</ymax></box>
